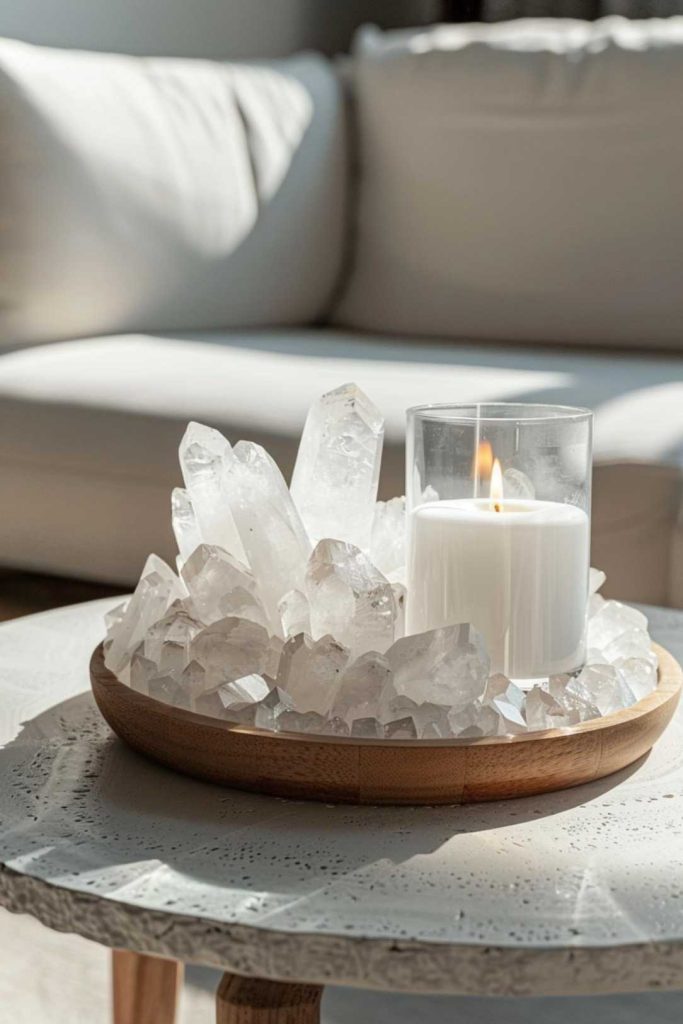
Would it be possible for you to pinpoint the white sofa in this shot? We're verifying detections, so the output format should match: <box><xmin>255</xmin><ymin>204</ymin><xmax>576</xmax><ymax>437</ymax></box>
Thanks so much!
<box><xmin>0</xmin><ymin>20</ymin><xmax>682</xmax><ymax>604</ymax></box>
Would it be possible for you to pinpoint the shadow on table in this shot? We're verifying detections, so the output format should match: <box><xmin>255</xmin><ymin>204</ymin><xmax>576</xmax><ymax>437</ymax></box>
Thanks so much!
<box><xmin>0</xmin><ymin>692</ymin><xmax>649</xmax><ymax>890</ymax></box>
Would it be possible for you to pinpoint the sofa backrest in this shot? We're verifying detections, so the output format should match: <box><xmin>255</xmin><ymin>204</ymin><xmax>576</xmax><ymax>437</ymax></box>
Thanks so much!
<box><xmin>0</xmin><ymin>38</ymin><xmax>346</xmax><ymax>346</ymax></box>
<box><xmin>333</xmin><ymin>18</ymin><xmax>683</xmax><ymax>352</ymax></box>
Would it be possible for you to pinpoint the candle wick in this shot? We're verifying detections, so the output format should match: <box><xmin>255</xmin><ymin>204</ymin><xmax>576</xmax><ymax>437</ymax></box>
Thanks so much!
<box><xmin>494</xmin><ymin>502</ymin><xmax>502</xmax><ymax>513</ymax></box>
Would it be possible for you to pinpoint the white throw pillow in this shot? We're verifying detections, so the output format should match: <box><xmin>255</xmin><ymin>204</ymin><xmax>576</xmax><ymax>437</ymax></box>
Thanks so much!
<box><xmin>0</xmin><ymin>39</ymin><xmax>346</xmax><ymax>345</ymax></box>
<box><xmin>334</xmin><ymin>18</ymin><xmax>683</xmax><ymax>351</ymax></box>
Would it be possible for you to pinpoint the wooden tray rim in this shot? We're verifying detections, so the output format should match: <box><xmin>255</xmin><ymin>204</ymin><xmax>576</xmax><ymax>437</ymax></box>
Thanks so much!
<box><xmin>90</xmin><ymin>640</ymin><xmax>682</xmax><ymax>749</ymax></box>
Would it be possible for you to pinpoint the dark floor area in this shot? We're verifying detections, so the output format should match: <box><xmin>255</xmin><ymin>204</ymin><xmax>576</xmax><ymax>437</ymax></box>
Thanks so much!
<box><xmin>0</xmin><ymin>569</ymin><xmax>123</xmax><ymax>623</ymax></box>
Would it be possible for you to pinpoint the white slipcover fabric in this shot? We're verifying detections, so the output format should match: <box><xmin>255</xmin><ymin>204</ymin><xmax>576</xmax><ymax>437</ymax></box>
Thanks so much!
<box><xmin>0</xmin><ymin>328</ymin><xmax>680</xmax><ymax>603</ymax></box>
<box><xmin>335</xmin><ymin>18</ymin><xmax>683</xmax><ymax>351</ymax></box>
<box><xmin>0</xmin><ymin>39</ymin><xmax>346</xmax><ymax>346</ymax></box>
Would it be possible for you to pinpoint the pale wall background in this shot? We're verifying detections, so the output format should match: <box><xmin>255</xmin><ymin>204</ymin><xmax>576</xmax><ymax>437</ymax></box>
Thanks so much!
<box><xmin>0</xmin><ymin>0</ymin><xmax>439</xmax><ymax>57</ymax></box>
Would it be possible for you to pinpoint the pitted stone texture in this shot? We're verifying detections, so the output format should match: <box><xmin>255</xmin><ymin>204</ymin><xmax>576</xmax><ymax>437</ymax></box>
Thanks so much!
<box><xmin>1</xmin><ymin>600</ymin><xmax>683</xmax><ymax>996</ymax></box>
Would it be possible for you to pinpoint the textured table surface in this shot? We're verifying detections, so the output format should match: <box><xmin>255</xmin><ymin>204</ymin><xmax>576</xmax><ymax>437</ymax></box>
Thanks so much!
<box><xmin>0</xmin><ymin>598</ymin><xmax>682</xmax><ymax>996</ymax></box>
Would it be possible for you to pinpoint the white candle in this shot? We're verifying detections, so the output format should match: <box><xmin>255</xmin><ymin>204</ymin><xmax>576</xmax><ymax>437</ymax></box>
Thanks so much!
<box><xmin>406</xmin><ymin>493</ymin><xmax>589</xmax><ymax>682</ymax></box>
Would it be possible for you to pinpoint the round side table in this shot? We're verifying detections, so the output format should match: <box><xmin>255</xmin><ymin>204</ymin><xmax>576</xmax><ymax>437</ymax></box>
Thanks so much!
<box><xmin>1</xmin><ymin>598</ymin><xmax>683</xmax><ymax>1024</ymax></box>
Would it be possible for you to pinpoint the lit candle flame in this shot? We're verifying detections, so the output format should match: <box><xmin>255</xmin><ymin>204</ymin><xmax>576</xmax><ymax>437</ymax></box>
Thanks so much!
<box><xmin>490</xmin><ymin>458</ymin><xmax>504</xmax><ymax>513</ymax></box>
<box><xmin>473</xmin><ymin>440</ymin><xmax>494</xmax><ymax>480</ymax></box>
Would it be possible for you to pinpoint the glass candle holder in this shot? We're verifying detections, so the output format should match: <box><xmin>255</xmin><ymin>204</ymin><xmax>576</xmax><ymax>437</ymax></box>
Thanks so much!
<box><xmin>406</xmin><ymin>403</ymin><xmax>593</xmax><ymax>686</ymax></box>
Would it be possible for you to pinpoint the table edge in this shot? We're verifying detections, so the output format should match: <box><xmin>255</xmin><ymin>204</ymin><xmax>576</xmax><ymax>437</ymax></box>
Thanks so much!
<box><xmin>2</xmin><ymin>864</ymin><xmax>683</xmax><ymax>997</ymax></box>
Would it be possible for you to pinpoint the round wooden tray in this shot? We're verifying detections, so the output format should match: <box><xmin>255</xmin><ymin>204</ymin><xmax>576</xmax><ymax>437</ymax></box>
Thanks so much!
<box><xmin>90</xmin><ymin>642</ymin><xmax>682</xmax><ymax>806</ymax></box>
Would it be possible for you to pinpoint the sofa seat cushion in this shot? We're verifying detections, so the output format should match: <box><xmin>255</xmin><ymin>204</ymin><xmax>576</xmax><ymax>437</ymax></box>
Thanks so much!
<box><xmin>334</xmin><ymin>18</ymin><xmax>683</xmax><ymax>351</ymax></box>
<box><xmin>0</xmin><ymin>329</ymin><xmax>681</xmax><ymax>602</ymax></box>
<box><xmin>0</xmin><ymin>39</ymin><xmax>345</xmax><ymax>346</ymax></box>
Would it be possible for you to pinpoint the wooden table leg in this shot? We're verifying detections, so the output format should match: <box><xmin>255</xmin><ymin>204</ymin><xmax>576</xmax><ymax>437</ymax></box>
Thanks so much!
<box><xmin>112</xmin><ymin>949</ymin><xmax>183</xmax><ymax>1024</ymax></box>
<box><xmin>216</xmin><ymin>972</ymin><xmax>323</xmax><ymax>1024</ymax></box>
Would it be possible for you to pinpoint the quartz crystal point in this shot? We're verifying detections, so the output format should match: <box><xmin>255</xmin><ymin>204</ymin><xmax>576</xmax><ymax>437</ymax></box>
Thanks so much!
<box><xmin>306</xmin><ymin>540</ymin><xmax>397</xmax><ymax>657</ymax></box>
<box><xmin>225</xmin><ymin>441</ymin><xmax>311</xmax><ymax>635</ymax></box>
<box><xmin>190</xmin><ymin>616</ymin><xmax>270</xmax><ymax>692</ymax></box>
<box><xmin>276</xmin><ymin>633</ymin><xmax>349</xmax><ymax>715</ymax></box>
<box><xmin>278</xmin><ymin>589</ymin><xmax>311</xmax><ymax>639</ymax></box>
<box><xmin>387</xmin><ymin>624</ymin><xmax>489</xmax><ymax>708</ymax></box>
<box><xmin>332</xmin><ymin>651</ymin><xmax>393</xmax><ymax>725</ymax></box>
<box><xmin>179</xmin><ymin>422</ymin><xmax>246</xmax><ymax>562</ymax></box>
<box><xmin>290</xmin><ymin>383</ymin><xmax>384</xmax><ymax>550</ymax></box>
<box><xmin>370</xmin><ymin>497</ymin><xmax>406</xmax><ymax>578</ymax></box>
<box><xmin>181</xmin><ymin>544</ymin><xmax>266</xmax><ymax>627</ymax></box>
<box><xmin>171</xmin><ymin>487</ymin><xmax>202</xmax><ymax>565</ymax></box>
<box><xmin>105</xmin><ymin>554</ymin><xmax>181</xmax><ymax>676</ymax></box>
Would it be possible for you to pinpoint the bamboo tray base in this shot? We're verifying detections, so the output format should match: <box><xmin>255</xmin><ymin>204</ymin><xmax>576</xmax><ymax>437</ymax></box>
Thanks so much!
<box><xmin>90</xmin><ymin>642</ymin><xmax>682</xmax><ymax>806</ymax></box>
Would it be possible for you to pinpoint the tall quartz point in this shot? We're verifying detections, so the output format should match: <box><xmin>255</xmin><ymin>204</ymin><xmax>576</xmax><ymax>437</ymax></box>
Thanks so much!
<box><xmin>225</xmin><ymin>441</ymin><xmax>311</xmax><ymax>636</ymax></box>
<box><xmin>181</xmin><ymin>544</ymin><xmax>266</xmax><ymax>628</ymax></box>
<box><xmin>179</xmin><ymin>422</ymin><xmax>246</xmax><ymax>562</ymax></box>
<box><xmin>276</xmin><ymin>633</ymin><xmax>349</xmax><ymax>716</ymax></box>
<box><xmin>370</xmin><ymin>497</ymin><xmax>406</xmax><ymax>579</ymax></box>
<box><xmin>305</xmin><ymin>540</ymin><xmax>397</xmax><ymax>657</ymax></box>
<box><xmin>171</xmin><ymin>488</ymin><xmax>202</xmax><ymax>564</ymax></box>
<box><xmin>290</xmin><ymin>383</ymin><xmax>384</xmax><ymax>550</ymax></box>
<box><xmin>190</xmin><ymin>616</ymin><xmax>270</xmax><ymax>692</ymax></box>
<box><xmin>387</xmin><ymin>624</ymin><xmax>489</xmax><ymax>708</ymax></box>
<box><xmin>105</xmin><ymin>554</ymin><xmax>181</xmax><ymax>676</ymax></box>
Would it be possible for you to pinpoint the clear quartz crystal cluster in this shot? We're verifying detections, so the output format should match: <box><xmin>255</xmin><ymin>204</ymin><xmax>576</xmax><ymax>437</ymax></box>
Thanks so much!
<box><xmin>104</xmin><ymin>385</ymin><xmax>658</xmax><ymax>741</ymax></box>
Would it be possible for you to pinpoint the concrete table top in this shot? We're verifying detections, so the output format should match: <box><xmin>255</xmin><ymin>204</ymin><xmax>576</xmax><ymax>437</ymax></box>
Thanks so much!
<box><xmin>0</xmin><ymin>598</ymin><xmax>682</xmax><ymax>997</ymax></box>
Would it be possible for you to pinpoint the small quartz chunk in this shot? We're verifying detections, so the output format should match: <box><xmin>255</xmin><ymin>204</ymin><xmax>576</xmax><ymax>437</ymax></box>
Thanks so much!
<box><xmin>332</xmin><ymin>651</ymin><xmax>393</xmax><ymax>725</ymax></box>
<box><xmin>171</xmin><ymin>488</ymin><xmax>202</xmax><ymax>565</ymax></box>
<box><xmin>278</xmin><ymin>589</ymin><xmax>311</xmax><ymax>639</ymax></box>
<box><xmin>525</xmin><ymin>686</ymin><xmax>569</xmax><ymax>731</ymax></box>
<box><xmin>370</xmin><ymin>497</ymin><xmax>406</xmax><ymax>579</ymax></box>
<box><xmin>105</xmin><ymin>554</ymin><xmax>182</xmax><ymax>676</ymax></box>
<box><xmin>566</xmin><ymin>663</ymin><xmax>637</xmax><ymax>717</ymax></box>
<box><xmin>306</xmin><ymin>539</ymin><xmax>397</xmax><ymax>658</ymax></box>
<box><xmin>587</xmin><ymin>600</ymin><xmax>649</xmax><ymax>654</ymax></box>
<box><xmin>190</xmin><ymin>617</ymin><xmax>270</xmax><ymax>692</ymax></box>
<box><xmin>254</xmin><ymin>687</ymin><xmax>296</xmax><ymax>731</ymax></box>
<box><xmin>483</xmin><ymin>674</ymin><xmax>526</xmax><ymax>733</ymax></box>
<box><xmin>218</xmin><ymin>674</ymin><xmax>271</xmax><ymax>706</ymax></box>
<box><xmin>387</xmin><ymin>624</ymin><xmax>489</xmax><ymax>708</ymax></box>
<box><xmin>447</xmin><ymin>702</ymin><xmax>499</xmax><ymax>738</ymax></box>
<box><xmin>276</xmin><ymin>633</ymin><xmax>349</xmax><ymax>715</ymax></box>
<box><xmin>351</xmin><ymin>717</ymin><xmax>382</xmax><ymax>738</ymax></box>
<box><xmin>384</xmin><ymin>716</ymin><xmax>418</xmax><ymax>740</ymax></box>
<box><xmin>143</xmin><ymin>602</ymin><xmax>202</xmax><ymax>676</ymax></box>
<box><xmin>277</xmin><ymin>710</ymin><xmax>328</xmax><ymax>735</ymax></box>
<box><xmin>614</xmin><ymin>656</ymin><xmax>657</xmax><ymax>701</ymax></box>
<box><xmin>148</xmin><ymin>674</ymin><xmax>192</xmax><ymax>709</ymax></box>
<box><xmin>290</xmin><ymin>383</ymin><xmax>384</xmax><ymax>551</ymax></box>
<box><xmin>179</xmin><ymin>422</ymin><xmax>246</xmax><ymax>562</ymax></box>
<box><xmin>225</xmin><ymin>441</ymin><xmax>311</xmax><ymax>635</ymax></box>
<box><xmin>181</xmin><ymin>544</ymin><xmax>266</xmax><ymax>627</ymax></box>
